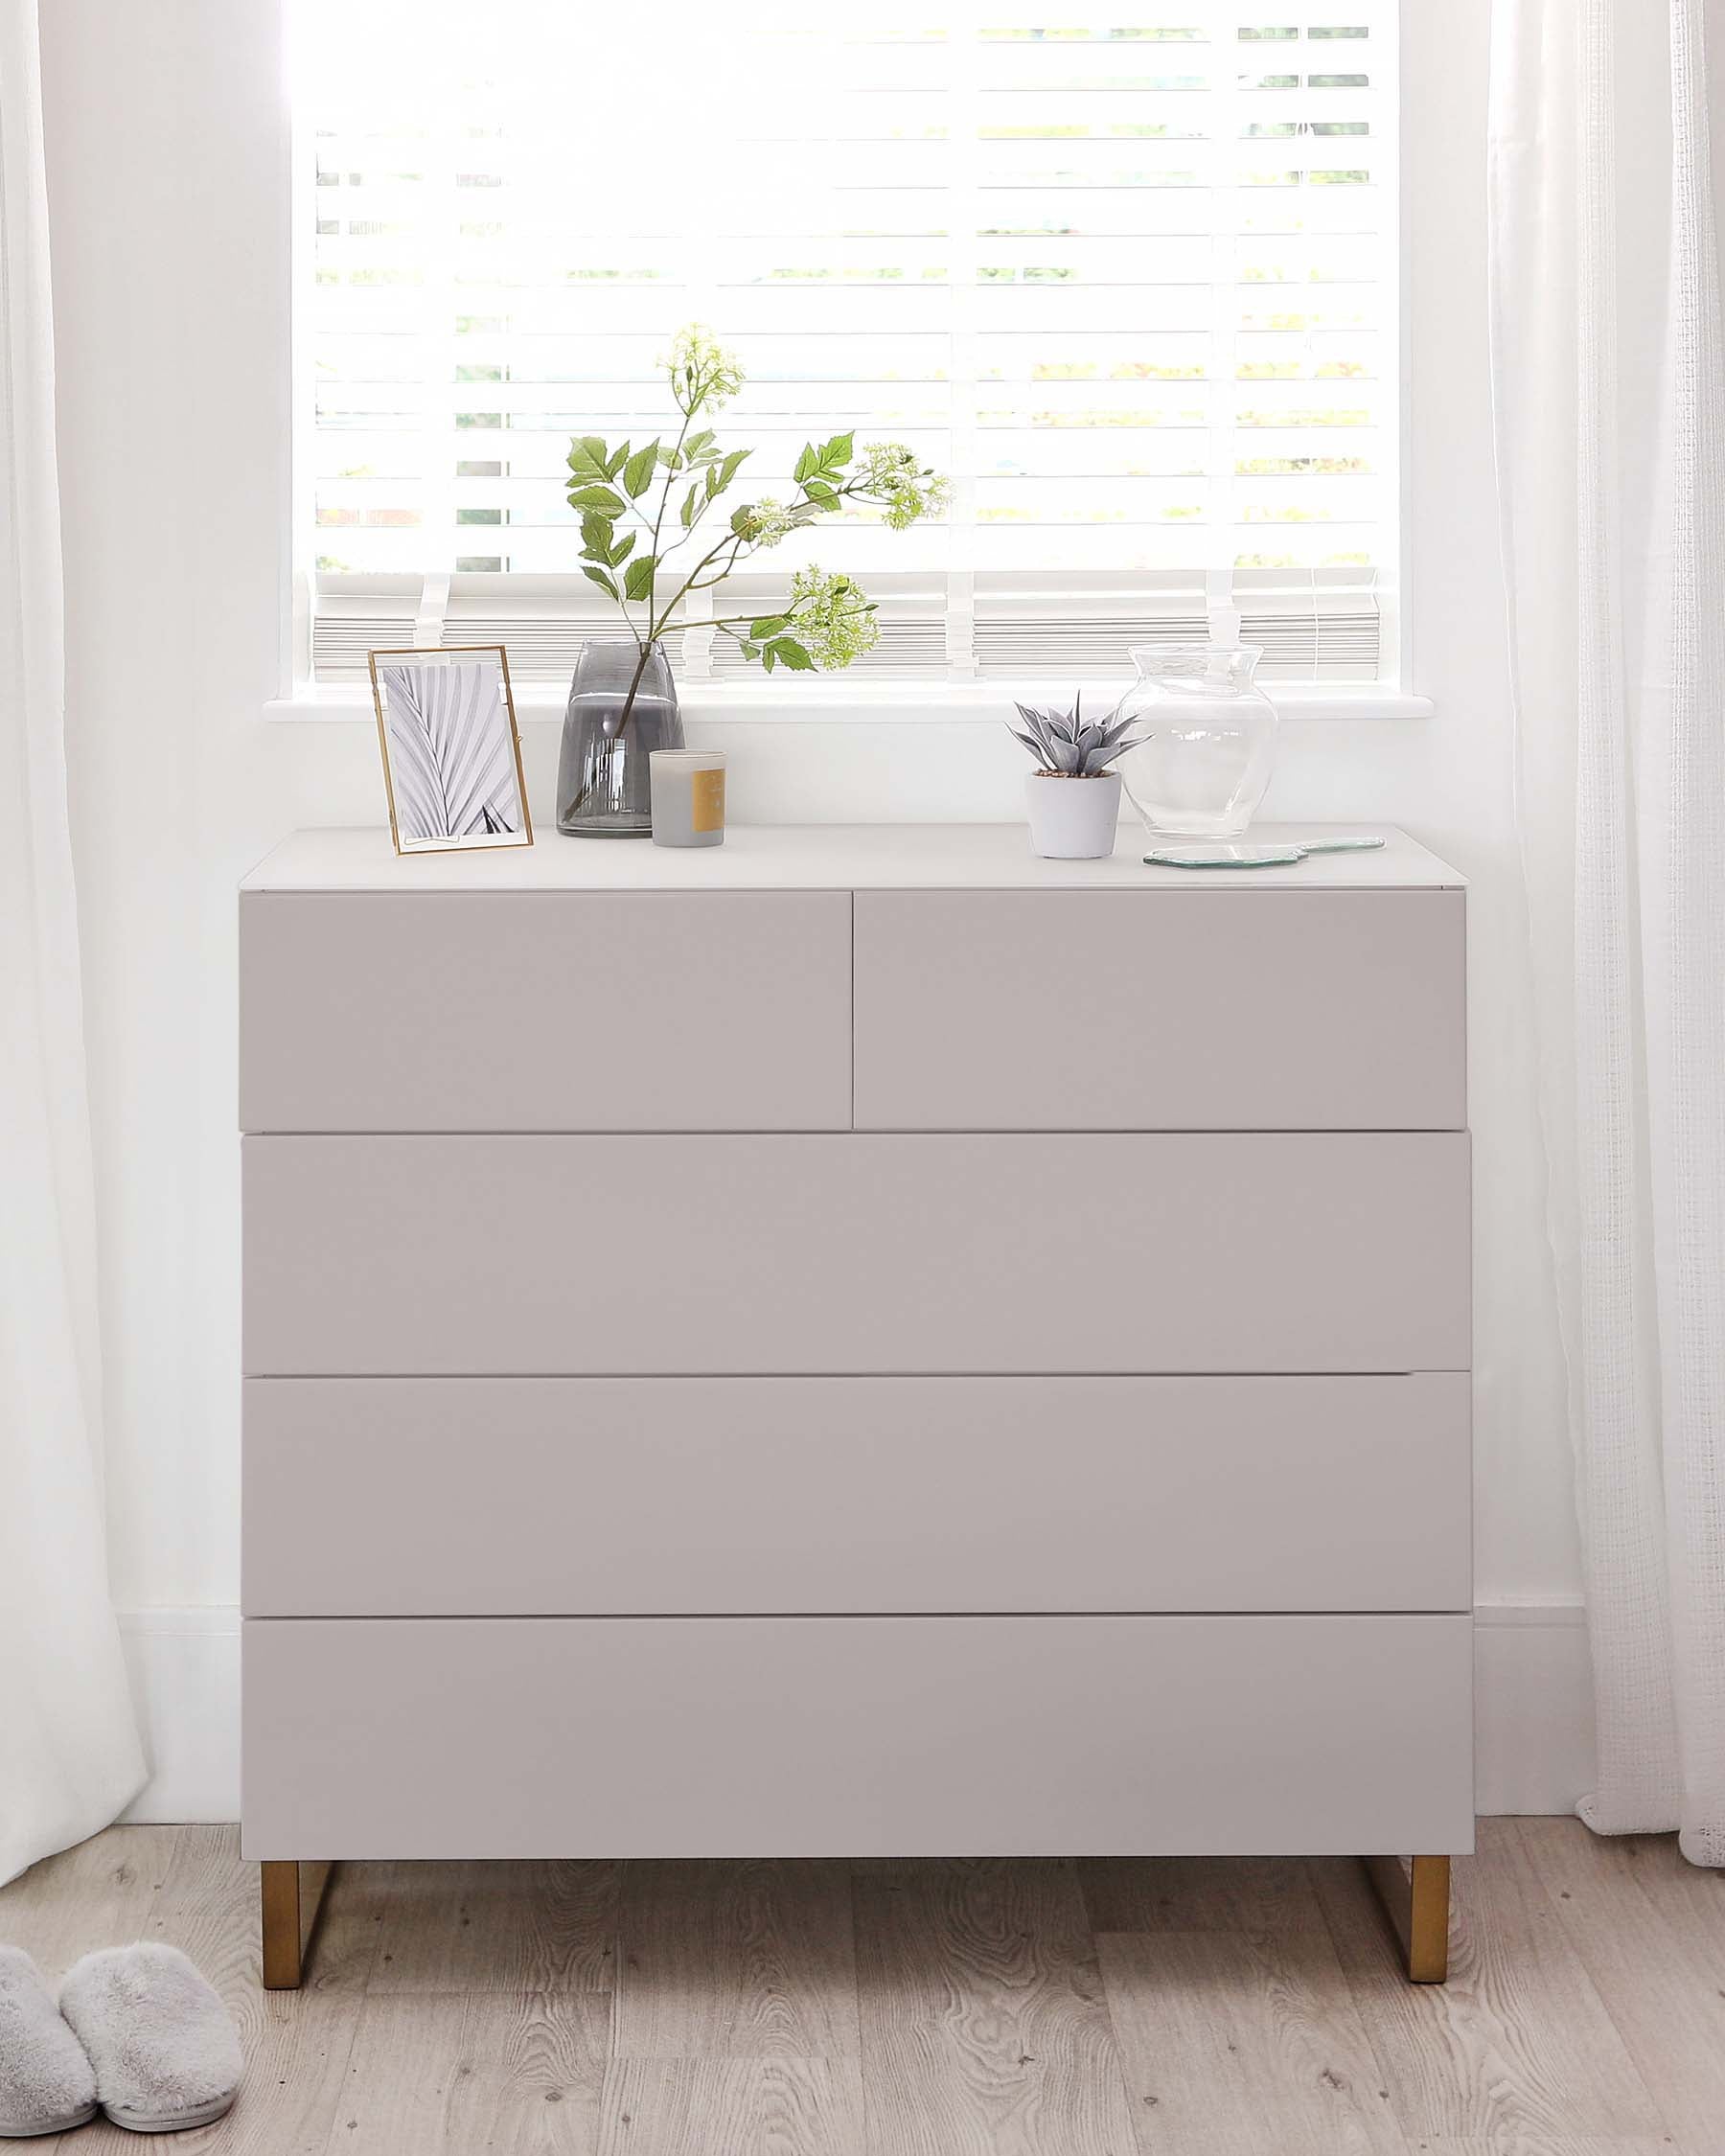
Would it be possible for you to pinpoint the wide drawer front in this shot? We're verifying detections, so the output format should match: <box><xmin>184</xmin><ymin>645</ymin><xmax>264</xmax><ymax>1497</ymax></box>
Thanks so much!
<box><xmin>238</xmin><ymin>891</ymin><xmax>853</xmax><ymax>1133</ymax></box>
<box><xmin>242</xmin><ymin>1133</ymin><xmax>1470</xmax><ymax>1376</ymax></box>
<box><xmin>854</xmin><ymin>888</ymin><xmax>1466</xmax><ymax>1132</ymax></box>
<box><xmin>241</xmin><ymin>1614</ymin><xmax>1475</xmax><ymax>1859</ymax></box>
<box><xmin>243</xmin><ymin>1374</ymin><xmax>1471</xmax><ymax>1617</ymax></box>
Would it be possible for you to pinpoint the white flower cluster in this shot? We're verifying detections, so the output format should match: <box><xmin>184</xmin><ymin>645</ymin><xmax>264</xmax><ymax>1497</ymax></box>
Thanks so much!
<box><xmin>859</xmin><ymin>442</ymin><xmax>951</xmax><ymax>530</ymax></box>
<box><xmin>666</xmin><ymin>324</ymin><xmax>745</xmax><ymax>413</ymax></box>
<box><xmin>787</xmin><ymin>566</ymin><xmax>880</xmax><ymax>669</ymax></box>
<box><xmin>738</xmin><ymin>497</ymin><xmax>800</xmax><ymax>548</ymax></box>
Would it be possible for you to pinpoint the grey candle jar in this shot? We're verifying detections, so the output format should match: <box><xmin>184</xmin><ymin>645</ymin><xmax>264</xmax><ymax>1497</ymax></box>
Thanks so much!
<box><xmin>557</xmin><ymin>638</ymin><xmax>684</xmax><ymax>838</ymax></box>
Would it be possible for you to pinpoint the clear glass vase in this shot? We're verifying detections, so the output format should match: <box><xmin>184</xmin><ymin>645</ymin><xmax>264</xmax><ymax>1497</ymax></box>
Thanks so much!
<box><xmin>557</xmin><ymin>637</ymin><xmax>684</xmax><ymax>837</ymax></box>
<box><xmin>1116</xmin><ymin>643</ymin><xmax>1278</xmax><ymax>839</ymax></box>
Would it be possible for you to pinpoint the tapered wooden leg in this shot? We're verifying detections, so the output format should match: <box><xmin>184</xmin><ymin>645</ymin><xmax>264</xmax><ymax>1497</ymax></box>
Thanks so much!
<box><xmin>261</xmin><ymin>1862</ymin><xmax>302</xmax><ymax>1989</ymax></box>
<box><xmin>1362</xmin><ymin>1853</ymin><xmax>1451</xmax><ymax>1983</ymax></box>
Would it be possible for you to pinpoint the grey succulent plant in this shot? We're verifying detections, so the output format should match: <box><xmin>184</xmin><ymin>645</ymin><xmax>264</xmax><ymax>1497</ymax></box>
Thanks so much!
<box><xmin>1008</xmin><ymin>692</ymin><xmax>1142</xmax><ymax>777</ymax></box>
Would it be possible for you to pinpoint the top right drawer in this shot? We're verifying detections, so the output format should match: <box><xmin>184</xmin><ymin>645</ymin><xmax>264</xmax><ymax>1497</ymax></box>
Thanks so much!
<box><xmin>853</xmin><ymin>888</ymin><xmax>1464</xmax><ymax>1131</ymax></box>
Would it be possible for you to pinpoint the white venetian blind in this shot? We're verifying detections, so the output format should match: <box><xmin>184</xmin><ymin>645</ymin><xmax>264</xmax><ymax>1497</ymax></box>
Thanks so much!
<box><xmin>299</xmin><ymin>3</ymin><xmax>1397</xmax><ymax>684</ymax></box>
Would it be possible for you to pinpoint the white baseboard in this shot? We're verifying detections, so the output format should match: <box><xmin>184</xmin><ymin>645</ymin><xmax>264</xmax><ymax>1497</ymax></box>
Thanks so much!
<box><xmin>115</xmin><ymin>1600</ymin><xmax>1598</xmax><ymax>1825</ymax></box>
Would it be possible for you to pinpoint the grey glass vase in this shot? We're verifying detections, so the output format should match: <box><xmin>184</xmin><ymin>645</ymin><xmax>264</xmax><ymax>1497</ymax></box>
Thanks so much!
<box><xmin>556</xmin><ymin>637</ymin><xmax>684</xmax><ymax>837</ymax></box>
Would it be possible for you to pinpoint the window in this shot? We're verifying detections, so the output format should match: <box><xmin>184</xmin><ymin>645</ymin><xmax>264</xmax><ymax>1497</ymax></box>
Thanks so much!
<box><xmin>296</xmin><ymin>5</ymin><xmax>1399</xmax><ymax>687</ymax></box>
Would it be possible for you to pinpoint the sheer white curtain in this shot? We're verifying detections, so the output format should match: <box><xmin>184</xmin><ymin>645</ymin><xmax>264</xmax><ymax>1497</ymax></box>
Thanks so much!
<box><xmin>0</xmin><ymin>0</ymin><xmax>144</xmax><ymax>1882</ymax></box>
<box><xmin>1489</xmin><ymin>0</ymin><xmax>1725</xmax><ymax>1860</ymax></box>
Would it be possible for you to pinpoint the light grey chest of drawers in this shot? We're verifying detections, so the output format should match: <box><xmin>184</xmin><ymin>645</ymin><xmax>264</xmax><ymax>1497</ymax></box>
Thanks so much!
<box><xmin>240</xmin><ymin>822</ymin><xmax>1472</xmax><ymax>1988</ymax></box>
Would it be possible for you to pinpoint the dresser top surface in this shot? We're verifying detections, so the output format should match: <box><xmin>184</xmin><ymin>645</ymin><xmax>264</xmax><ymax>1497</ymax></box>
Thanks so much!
<box><xmin>243</xmin><ymin>823</ymin><xmax>1464</xmax><ymax>894</ymax></box>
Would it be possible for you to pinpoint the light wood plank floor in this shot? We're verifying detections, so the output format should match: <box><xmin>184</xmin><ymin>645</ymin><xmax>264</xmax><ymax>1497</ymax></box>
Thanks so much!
<box><xmin>1</xmin><ymin>1821</ymin><xmax>1718</xmax><ymax>2154</ymax></box>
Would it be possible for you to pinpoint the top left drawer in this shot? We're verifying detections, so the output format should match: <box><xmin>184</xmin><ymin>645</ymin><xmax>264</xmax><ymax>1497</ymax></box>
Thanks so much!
<box><xmin>239</xmin><ymin>890</ymin><xmax>853</xmax><ymax>1132</ymax></box>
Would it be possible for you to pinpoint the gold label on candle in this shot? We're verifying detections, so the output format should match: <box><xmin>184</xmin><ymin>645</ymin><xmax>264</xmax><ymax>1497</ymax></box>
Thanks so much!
<box><xmin>691</xmin><ymin>768</ymin><xmax>725</xmax><ymax>833</ymax></box>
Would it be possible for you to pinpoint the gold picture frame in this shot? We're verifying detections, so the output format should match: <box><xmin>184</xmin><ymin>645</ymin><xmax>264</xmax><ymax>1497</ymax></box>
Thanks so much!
<box><xmin>368</xmin><ymin>644</ymin><xmax>534</xmax><ymax>856</ymax></box>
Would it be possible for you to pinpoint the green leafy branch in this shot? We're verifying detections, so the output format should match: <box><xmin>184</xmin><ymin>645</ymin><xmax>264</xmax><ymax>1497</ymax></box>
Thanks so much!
<box><xmin>562</xmin><ymin>326</ymin><xmax>948</xmax><ymax>727</ymax></box>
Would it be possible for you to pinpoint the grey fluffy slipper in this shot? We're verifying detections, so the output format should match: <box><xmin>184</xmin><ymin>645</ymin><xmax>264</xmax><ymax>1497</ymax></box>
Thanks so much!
<box><xmin>0</xmin><ymin>1947</ymin><xmax>98</xmax><ymax>2139</ymax></box>
<box><xmin>58</xmin><ymin>1944</ymin><xmax>242</xmax><ymax>2135</ymax></box>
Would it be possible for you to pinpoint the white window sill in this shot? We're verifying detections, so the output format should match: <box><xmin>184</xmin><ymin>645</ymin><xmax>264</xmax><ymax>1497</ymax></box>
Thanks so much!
<box><xmin>264</xmin><ymin>680</ymin><xmax>1435</xmax><ymax>723</ymax></box>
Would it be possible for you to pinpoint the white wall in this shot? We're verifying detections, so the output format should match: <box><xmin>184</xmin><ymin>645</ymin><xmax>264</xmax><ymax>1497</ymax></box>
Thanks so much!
<box><xmin>38</xmin><ymin>0</ymin><xmax>1587</xmax><ymax>1818</ymax></box>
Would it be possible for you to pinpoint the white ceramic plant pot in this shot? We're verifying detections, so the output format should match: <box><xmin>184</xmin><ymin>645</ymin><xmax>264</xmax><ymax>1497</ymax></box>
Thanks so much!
<box><xmin>1024</xmin><ymin>770</ymin><xmax>1120</xmax><ymax>860</ymax></box>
